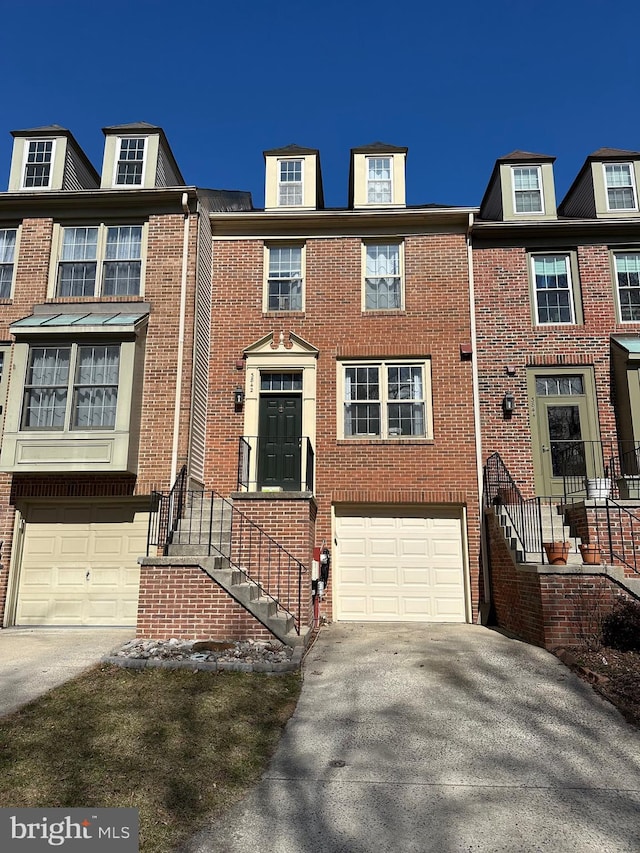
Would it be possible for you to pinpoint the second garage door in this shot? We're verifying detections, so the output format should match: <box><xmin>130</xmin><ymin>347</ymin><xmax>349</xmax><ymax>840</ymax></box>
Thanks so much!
<box><xmin>15</xmin><ymin>502</ymin><xmax>148</xmax><ymax>626</ymax></box>
<box><xmin>334</xmin><ymin>507</ymin><xmax>467</xmax><ymax>622</ymax></box>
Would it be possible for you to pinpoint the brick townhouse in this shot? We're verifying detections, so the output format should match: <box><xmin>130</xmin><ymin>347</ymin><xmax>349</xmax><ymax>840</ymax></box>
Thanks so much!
<box><xmin>473</xmin><ymin>149</ymin><xmax>640</xmax><ymax>647</ymax></box>
<box><xmin>0</xmin><ymin>122</ymin><xmax>251</xmax><ymax>628</ymax></box>
<box><xmin>195</xmin><ymin>142</ymin><xmax>483</xmax><ymax>633</ymax></box>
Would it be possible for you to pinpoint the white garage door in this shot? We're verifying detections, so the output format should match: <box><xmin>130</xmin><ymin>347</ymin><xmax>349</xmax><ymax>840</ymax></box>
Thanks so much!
<box><xmin>335</xmin><ymin>507</ymin><xmax>466</xmax><ymax>622</ymax></box>
<box><xmin>15</xmin><ymin>502</ymin><xmax>148</xmax><ymax>626</ymax></box>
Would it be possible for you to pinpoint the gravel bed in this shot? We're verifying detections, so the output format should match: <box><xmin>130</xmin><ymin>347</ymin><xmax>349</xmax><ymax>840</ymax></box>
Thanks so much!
<box><xmin>103</xmin><ymin>637</ymin><xmax>300</xmax><ymax>673</ymax></box>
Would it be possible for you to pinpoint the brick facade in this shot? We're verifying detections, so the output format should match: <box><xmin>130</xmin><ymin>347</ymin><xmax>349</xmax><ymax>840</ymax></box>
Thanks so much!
<box><xmin>487</xmin><ymin>511</ymin><xmax>636</xmax><ymax>648</ymax></box>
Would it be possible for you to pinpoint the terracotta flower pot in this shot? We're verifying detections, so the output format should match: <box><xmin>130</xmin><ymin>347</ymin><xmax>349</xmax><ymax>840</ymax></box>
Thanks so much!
<box><xmin>579</xmin><ymin>543</ymin><xmax>603</xmax><ymax>565</ymax></box>
<box><xmin>543</xmin><ymin>541</ymin><xmax>570</xmax><ymax>565</ymax></box>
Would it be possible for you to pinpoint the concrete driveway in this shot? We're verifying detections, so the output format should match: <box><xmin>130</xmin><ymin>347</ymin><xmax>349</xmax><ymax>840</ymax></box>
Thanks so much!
<box><xmin>182</xmin><ymin>623</ymin><xmax>640</xmax><ymax>853</ymax></box>
<box><xmin>0</xmin><ymin>627</ymin><xmax>132</xmax><ymax>717</ymax></box>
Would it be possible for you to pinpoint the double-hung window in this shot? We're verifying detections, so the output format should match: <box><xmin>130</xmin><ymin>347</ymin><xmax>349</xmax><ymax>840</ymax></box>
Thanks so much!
<box><xmin>115</xmin><ymin>138</ymin><xmax>146</xmax><ymax>186</ymax></box>
<box><xmin>22</xmin><ymin>344</ymin><xmax>120</xmax><ymax>430</ymax></box>
<box><xmin>364</xmin><ymin>243</ymin><xmax>402</xmax><ymax>309</ymax></box>
<box><xmin>513</xmin><ymin>166</ymin><xmax>543</xmax><ymax>214</ymax></box>
<box><xmin>604</xmin><ymin>164</ymin><xmax>637</xmax><ymax>211</ymax></box>
<box><xmin>343</xmin><ymin>362</ymin><xmax>429</xmax><ymax>438</ymax></box>
<box><xmin>23</xmin><ymin>140</ymin><xmax>54</xmax><ymax>188</ymax></box>
<box><xmin>532</xmin><ymin>254</ymin><xmax>575</xmax><ymax>324</ymax></box>
<box><xmin>266</xmin><ymin>245</ymin><xmax>303</xmax><ymax>311</ymax></box>
<box><xmin>57</xmin><ymin>225</ymin><xmax>143</xmax><ymax>297</ymax></box>
<box><xmin>278</xmin><ymin>160</ymin><xmax>303</xmax><ymax>206</ymax></box>
<box><xmin>0</xmin><ymin>228</ymin><xmax>17</xmax><ymax>298</ymax></box>
<box><xmin>367</xmin><ymin>157</ymin><xmax>392</xmax><ymax>204</ymax></box>
<box><xmin>614</xmin><ymin>252</ymin><xmax>640</xmax><ymax>321</ymax></box>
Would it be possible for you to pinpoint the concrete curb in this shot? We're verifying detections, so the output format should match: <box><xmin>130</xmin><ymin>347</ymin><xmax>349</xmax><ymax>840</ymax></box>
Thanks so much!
<box><xmin>101</xmin><ymin>655</ymin><xmax>300</xmax><ymax>674</ymax></box>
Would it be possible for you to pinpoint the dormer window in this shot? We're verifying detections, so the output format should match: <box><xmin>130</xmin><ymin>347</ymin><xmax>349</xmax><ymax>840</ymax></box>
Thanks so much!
<box><xmin>23</xmin><ymin>140</ymin><xmax>54</xmax><ymax>188</ymax></box>
<box><xmin>115</xmin><ymin>137</ymin><xmax>146</xmax><ymax>186</ymax></box>
<box><xmin>367</xmin><ymin>157</ymin><xmax>392</xmax><ymax>204</ymax></box>
<box><xmin>513</xmin><ymin>166</ymin><xmax>543</xmax><ymax>214</ymax></box>
<box><xmin>604</xmin><ymin>163</ymin><xmax>637</xmax><ymax>211</ymax></box>
<box><xmin>278</xmin><ymin>160</ymin><xmax>303</xmax><ymax>206</ymax></box>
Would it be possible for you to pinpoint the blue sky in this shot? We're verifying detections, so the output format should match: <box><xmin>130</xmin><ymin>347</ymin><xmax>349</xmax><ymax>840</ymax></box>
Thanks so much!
<box><xmin>1</xmin><ymin>0</ymin><xmax>639</xmax><ymax>209</ymax></box>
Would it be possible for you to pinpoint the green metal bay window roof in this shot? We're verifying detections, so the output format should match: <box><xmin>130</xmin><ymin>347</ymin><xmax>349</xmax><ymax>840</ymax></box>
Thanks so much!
<box><xmin>612</xmin><ymin>335</ymin><xmax>640</xmax><ymax>358</ymax></box>
<box><xmin>10</xmin><ymin>307</ymin><xmax>149</xmax><ymax>336</ymax></box>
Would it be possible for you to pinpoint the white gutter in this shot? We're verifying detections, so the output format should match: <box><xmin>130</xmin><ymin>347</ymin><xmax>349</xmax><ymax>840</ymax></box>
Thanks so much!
<box><xmin>467</xmin><ymin>212</ymin><xmax>491</xmax><ymax>620</ymax></box>
<box><xmin>170</xmin><ymin>192</ymin><xmax>191</xmax><ymax>484</ymax></box>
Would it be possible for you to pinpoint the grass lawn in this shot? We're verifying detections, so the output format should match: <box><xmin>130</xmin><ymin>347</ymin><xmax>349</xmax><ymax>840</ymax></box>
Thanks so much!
<box><xmin>0</xmin><ymin>664</ymin><xmax>301</xmax><ymax>852</ymax></box>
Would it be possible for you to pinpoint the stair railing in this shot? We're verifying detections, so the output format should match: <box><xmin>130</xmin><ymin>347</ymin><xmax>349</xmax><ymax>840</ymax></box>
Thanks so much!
<box><xmin>147</xmin><ymin>482</ymin><xmax>306</xmax><ymax>635</ymax></box>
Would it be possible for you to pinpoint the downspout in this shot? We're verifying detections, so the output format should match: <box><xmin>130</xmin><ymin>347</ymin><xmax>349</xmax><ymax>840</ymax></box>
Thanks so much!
<box><xmin>170</xmin><ymin>192</ymin><xmax>191</xmax><ymax>485</ymax></box>
<box><xmin>467</xmin><ymin>212</ymin><xmax>491</xmax><ymax>622</ymax></box>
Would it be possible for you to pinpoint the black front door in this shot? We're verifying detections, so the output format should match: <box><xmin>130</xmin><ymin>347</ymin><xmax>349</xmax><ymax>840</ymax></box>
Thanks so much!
<box><xmin>258</xmin><ymin>394</ymin><xmax>302</xmax><ymax>490</ymax></box>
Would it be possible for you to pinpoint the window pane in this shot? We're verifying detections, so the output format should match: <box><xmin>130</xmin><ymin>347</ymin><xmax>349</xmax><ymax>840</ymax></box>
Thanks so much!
<box><xmin>24</xmin><ymin>140</ymin><xmax>53</xmax><ymax>188</ymax></box>
<box><xmin>73</xmin><ymin>346</ymin><xmax>119</xmax><ymax>429</ymax></box>
<box><xmin>615</xmin><ymin>253</ymin><xmax>640</xmax><ymax>321</ymax></box>
<box><xmin>513</xmin><ymin>167</ymin><xmax>542</xmax><ymax>213</ymax></box>
<box><xmin>535</xmin><ymin>375</ymin><xmax>584</xmax><ymax>396</ymax></box>
<box><xmin>606</xmin><ymin>164</ymin><xmax>636</xmax><ymax>210</ymax></box>
<box><xmin>58</xmin><ymin>228</ymin><xmax>98</xmax><ymax>297</ymax></box>
<box><xmin>0</xmin><ymin>229</ymin><xmax>16</xmax><ymax>298</ymax></box>
<box><xmin>116</xmin><ymin>139</ymin><xmax>145</xmax><ymax>185</ymax></box>
<box><xmin>23</xmin><ymin>347</ymin><xmax>70</xmax><ymax>429</ymax></box>
<box><xmin>367</xmin><ymin>158</ymin><xmax>392</xmax><ymax>203</ymax></box>
<box><xmin>365</xmin><ymin>244</ymin><xmax>401</xmax><ymax>309</ymax></box>
<box><xmin>103</xmin><ymin>226</ymin><xmax>142</xmax><ymax>295</ymax></box>
<box><xmin>534</xmin><ymin>255</ymin><xmax>572</xmax><ymax>323</ymax></box>
<box><xmin>278</xmin><ymin>160</ymin><xmax>302</xmax><ymax>206</ymax></box>
<box><xmin>268</xmin><ymin>246</ymin><xmax>302</xmax><ymax>310</ymax></box>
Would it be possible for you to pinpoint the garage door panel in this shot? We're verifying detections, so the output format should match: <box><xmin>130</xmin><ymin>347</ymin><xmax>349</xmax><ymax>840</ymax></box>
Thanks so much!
<box><xmin>336</xmin><ymin>508</ymin><xmax>466</xmax><ymax>623</ymax></box>
<box><xmin>16</xmin><ymin>504</ymin><xmax>148</xmax><ymax>626</ymax></box>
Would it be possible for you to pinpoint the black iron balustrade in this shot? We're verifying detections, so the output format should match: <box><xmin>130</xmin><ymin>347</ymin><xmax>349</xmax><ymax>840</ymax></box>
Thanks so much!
<box><xmin>147</xmin><ymin>470</ymin><xmax>306</xmax><ymax>634</ymax></box>
<box><xmin>236</xmin><ymin>435</ymin><xmax>314</xmax><ymax>492</ymax></box>
<box><xmin>610</xmin><ymin>442</ymin><xmax>640</xmax><ymax>499</ymax></box>
<box><xmin>485</xmin><ymin>452</ymin><xmax>640</xmax><ymax>573</ymax></box>
<box><xmin>557</xmin><ymin>440</ymin><xmax>616</xmax><ymax>499</ymax></box>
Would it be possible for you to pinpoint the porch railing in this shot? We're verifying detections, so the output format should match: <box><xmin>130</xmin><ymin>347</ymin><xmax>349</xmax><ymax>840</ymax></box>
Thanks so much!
<box><xmin>485</xmin><ymin>451</ymin><xmax>640</xmax><ymax>573</ymax></box>
<box><xmin>147</xmin><ymin>468</ymin><xmax>307</xmax><ymax>634</ymax></box>
<box><xmin>557</xmin><ymin>440</ymin><xmax>616</xmax><ymax>499</ymax></box>
<box><xmin>237</xmin><ymin>435</ymin><xmax>314</xmax><ymax>492</ymax></box>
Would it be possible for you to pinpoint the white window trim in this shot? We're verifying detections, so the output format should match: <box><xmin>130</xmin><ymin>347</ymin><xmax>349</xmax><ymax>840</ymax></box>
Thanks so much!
<box><xmin>603</xmin><ymin>162</ymin><xmax>638</xmax><ymax>212</ymax></box>
<box><xmin>361</xmin><ymin>241</ymin><xmax>404</xmax><ymax>311</ymax></box>
<box><xmin>338</xmin><ymin>359</ymin><xmax>433</xmax><ymax>440</ymax></box>
<box><xmin>530</xmin><ymin>253</ymin><xmax>577</xmax><ymax>325</ymax></box>
<box><xmin>20</xmin><ymin>138</ymin><xmax>56</xmax><ymax>190</ymax></box>
<box><xmin>613</xmin><ymin>251</ymin><xmax>640</xmax><ymax>323</ymax></box>
<box><xmin>277</xmin><ymin>158</ymin><xmax>304</xmax><ymax>207</ymax></box>
<box><xmin>512</xmin><ymin>165</ymin><xmax>544</xmax><ymax>215</ymax></box>
<box><xmin>366</xmin><ymin>156</ymin><xmax>394</xmax><ymax>205</ymax></box>
<box><xmin>263</xmin><ymin>243</ymin><xmax>306</xmax><ymax>312</ymax></box>
<box><xmin>48</xmin><ymin>222</ymin><xmax>147</xmax><ymax>299</ymax></box>
<box><xmin>112</xmin><ymin>136</ymin><xmax>148</xmax><ymax>188</ymax></box>
<box><xmin>0</xmin><ymin>226</ymin><xmax>19</xmax><ymax>299</ymax></box>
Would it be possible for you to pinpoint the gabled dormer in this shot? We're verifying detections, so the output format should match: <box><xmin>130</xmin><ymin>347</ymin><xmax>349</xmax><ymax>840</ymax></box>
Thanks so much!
<box><xmin>8</xmin><ymin>126</ymin><xmax>99</xmax><ymax>192</ymax></box>
<box><xmin>559</xmin><ymin>149</ymin><xmax>640</xmax><ymax>219</ymax></box>
<box><xmin>101</xmin><ymin>122</ymin><xmax>185</xmax><ymax>189</ymax></box>
<box><xmin>349</xmin><ymin>142</ymin><xmax>407</xmax><ymax>209</ymax></box>
<box><xmin>479</xmin><ymin>151</ymin><xmax>557</xmax><ymax>221</ymax></box>
<box><xmin>263</xmin><ymin>144</ymin><xmax>324</xmax><ymax>211</ymax></box>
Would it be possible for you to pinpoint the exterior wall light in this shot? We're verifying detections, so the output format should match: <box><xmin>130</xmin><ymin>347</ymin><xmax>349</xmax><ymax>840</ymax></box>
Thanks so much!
<box><xmin>502</xmin><ymin>392</ymin><xmax>515</xmax><ymax>417</ymax></box>
<box><xmin>234</xmin><ymin>387</ymin><xmax>245</xmax><ymax>409</ymax></box>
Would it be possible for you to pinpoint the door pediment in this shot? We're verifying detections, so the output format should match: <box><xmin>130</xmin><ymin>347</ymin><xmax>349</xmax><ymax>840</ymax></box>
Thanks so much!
<box><xmin>243</xmin><ymin>331</ymin><xmax>319</xmax><ymax>358</ymax></box>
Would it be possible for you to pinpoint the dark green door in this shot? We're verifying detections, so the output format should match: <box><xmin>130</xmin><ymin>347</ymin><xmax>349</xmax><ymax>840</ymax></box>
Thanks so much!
<box><xmin>258</xmin><ymin>394</ymin><xmax>302</xmax><ymax>490</ymax></box>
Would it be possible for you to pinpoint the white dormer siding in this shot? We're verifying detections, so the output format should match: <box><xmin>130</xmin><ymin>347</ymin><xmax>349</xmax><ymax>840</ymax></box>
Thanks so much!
<box><xmin>264</xmin><ymin>145</ymin><xmax>323</xmax><ymax>210</ymax></box>
<box><xmin>350</xmin><ymin>144</ymin><xmax>407</xmax><ymax>208</ymax></box>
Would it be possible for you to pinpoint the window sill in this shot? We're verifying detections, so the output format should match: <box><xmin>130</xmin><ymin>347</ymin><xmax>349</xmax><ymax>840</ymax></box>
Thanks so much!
<box><xmin>337</xmin><ymin>437</ymin><xmax>434</xmax><ymax>446</ymax></box>
<box><xmin>262</xmin><ymin>310</ymin><xmax>306</xmax><ymax>317</ymax></box>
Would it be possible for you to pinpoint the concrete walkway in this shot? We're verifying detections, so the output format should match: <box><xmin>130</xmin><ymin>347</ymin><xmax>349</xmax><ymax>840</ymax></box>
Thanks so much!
<box><xmin>0</xmin><ymin>627</ymin><xmax>133</xmax><ymax>717</ymax></box>
<box><xmin>182</xmin><ymin>623</ymin><xmax>640</xmax><ymax>853</ymax></box>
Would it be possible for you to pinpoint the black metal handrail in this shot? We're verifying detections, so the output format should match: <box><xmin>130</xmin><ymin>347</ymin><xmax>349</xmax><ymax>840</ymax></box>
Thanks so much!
<box><xmin>236</xmin><ymin>435</ymin><xmax>314</xmax><ymax>492</ymax></box>
<box><xmin>485</xmin><ymin>452</ymin><xmax>640</xmax><ymax>573</ymax></box>
<box><xmin>147</xmin><ymin>475</ymin><xmax>306</xmax><ymax>634</ymax></box>
<box><xmin>557</xmin><ymin>440</ymin><xmax>616</xmax><ymax>499</ymax></box>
